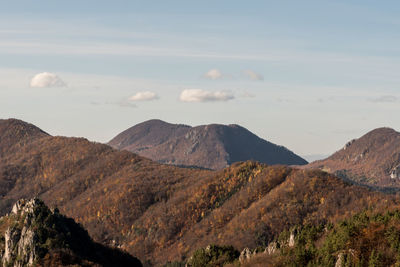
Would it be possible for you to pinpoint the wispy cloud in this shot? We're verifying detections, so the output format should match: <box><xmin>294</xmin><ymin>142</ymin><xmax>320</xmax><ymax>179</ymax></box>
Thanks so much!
<box><xmin>118</xmin><ymin>101</ymin><xmax>137</xmax><ymax>108</ymax></box>
<box><xmin>129</xmin><ymin>91</ymin><xmax>159</xmax><ymax>101</ymax></box>
<box><xmin>179</xmin><ymin>89</ymin><xmax>234</xmax><ymax>102</ymax></box>
<box><xmin>30</xmin><ymin>72</ymin><xmax>66</xmax><ymax>88</ymax></box>
<box><xmin>243</xmin><ymin>70</ymin><xmax>264</xmax><ymax>81</ymax></box>
<box><xmin>368</xmin><ymin>95</ymin><xmax>398</xmax><ymax>103</ymax></box>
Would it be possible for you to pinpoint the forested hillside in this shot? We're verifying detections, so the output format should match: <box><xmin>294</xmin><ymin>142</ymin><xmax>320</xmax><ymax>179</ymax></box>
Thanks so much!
<box><xmin>1</xmin><ymin>119</ymin><xmax>399</xmax><ymax>265</ymax></box>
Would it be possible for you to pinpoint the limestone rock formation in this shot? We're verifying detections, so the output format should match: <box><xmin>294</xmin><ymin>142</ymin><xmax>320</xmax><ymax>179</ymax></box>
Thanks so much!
<box><xmin>0</xmin><ymin>198</ymin><xmax>142</xmax><ymax>267</ymax></box>
<box><xmin>264</xmin><ymin>241</ymin><xmax>278</xmax><ymax>255</ymax></box>
<box><xmin>2</xmin><ymin>199</ymin><xmax>41</xmax><ymax>267</ymax></box>
<box><xmin>390</xmin><ymin>165</ymin><xmax>400</xmax><ymax>179</ymax></box>
<box><xmin>239</xmin><ymin>247</ymin><xmax>253</xmax><ymax>263</ymax></box>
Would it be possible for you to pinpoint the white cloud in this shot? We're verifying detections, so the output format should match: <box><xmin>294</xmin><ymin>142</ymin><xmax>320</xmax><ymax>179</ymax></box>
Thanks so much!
<box><xmin>203</xmin><ymin>69</ymin><xmax>223</xmax><ymax>80</ymax></box>
<box><xmin>129</xmin><ymin>91</ymin><xmax>159</xmax><ymax>101</ymax></box>
<box><xmin>30</xmin><ymin>72</ymin><xmax>66</xmax><ymax>88</ymax></box>
<box><xmin>179</xmin><ymin>89</ymin><xmax>234</xmax><ymax>102</ymax></box>
<box><xmin>243</xmin><ymin>70</ymin><xmax>264</xmax><ymax>81</ymax></box>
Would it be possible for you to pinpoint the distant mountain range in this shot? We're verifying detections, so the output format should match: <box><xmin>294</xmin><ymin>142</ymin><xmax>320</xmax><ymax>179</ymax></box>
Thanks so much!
<box><xmin>0</xmin><ymin>118</ymin><xmax>397</xmax><ymax>266</ymax></box>
<box><xmin>306</xmin><ymin>127</ymin><xmax>400</xmax><ymax>188</ymax></box>
<box><xmin>108</xmin><ymin>119</ymin><xmax>308</xmax><ymax>169</ymax></box>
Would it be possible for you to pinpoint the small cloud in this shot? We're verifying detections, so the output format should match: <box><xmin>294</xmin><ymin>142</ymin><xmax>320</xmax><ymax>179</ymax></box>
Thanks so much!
<box><xmin>129</xmin><ymin>91</ymin><xmax>159</xmax><ymax>101</ymax></box>
<box><xmin>243</xmin><ymin>70</ymin><xmax>263</xmax><ymax>81</ymax></box>
<box><xmin>30</xmin><ymin>72</ymin><xmax>66</xmax><ymax>88</ymax></box>
<box><xmin>203</xmin><ymin>69</ymin><xmax>223</xmax><ymax>80</ymax></box>
<box><xmin>179</xmin><ymin>89</ymin><xmax>234</xmax><ymax>102</ymax></box>
<box><xmin>369</xmin><ymin>95</ymin><xmax>398</xmax><ymax>103</ymax></box>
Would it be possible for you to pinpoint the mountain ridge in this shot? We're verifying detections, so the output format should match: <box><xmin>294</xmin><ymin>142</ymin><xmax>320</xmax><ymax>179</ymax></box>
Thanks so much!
<box><xmin>306</xmin><ymin>127</ymin><xmax>400</xmax><ymax>187</ymax></box>
<box><xmin>0</xmin><ymin>119</ymin><xmax>49</xmax><ymax>157</ymax></box>
<box><xmin>108</xmin><ymin>119</ymin><xmax>307</xmax><ymax>169</ymax></box>
<box><xmin>1</xmin><ymin>119</ymin><xmax>399</xmax><ymax>265</ymax></box>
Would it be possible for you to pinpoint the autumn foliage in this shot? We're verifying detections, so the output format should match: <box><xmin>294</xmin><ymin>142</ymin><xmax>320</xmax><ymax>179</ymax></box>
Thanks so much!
<box><xmin>1</xmin><ymin>119</ymin><xmax>400</xmax><ymax>265</ymax></box>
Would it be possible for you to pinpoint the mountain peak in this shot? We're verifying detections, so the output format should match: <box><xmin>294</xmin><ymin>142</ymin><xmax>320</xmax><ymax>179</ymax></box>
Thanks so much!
<box><xmin>0</xmin><ymin>118</ymin><xmax>49</xmax><ymax>156</ymax></box>
<box><xmin>360</xmin><ymin>127</ymin><xmax>398</xmax><ymax>142</ymax></box>
<box><xmin>307</xmin><ymin>126</ymin><xmax>400</xmax><ymax>187</ymax></box>
<box><xmin>365</xmin><ymin>126</ymin><xmax>397</xmax><ymax>134</ymax></box>
<box><xmin>0</xmin><ymin>118</ymin><xmax>48</xmax><ymax>135</ymax></box>
<box><xmin>108</xmin><ymin>119</ymin><xmax>307</xmax><ymax>169</ymax></box>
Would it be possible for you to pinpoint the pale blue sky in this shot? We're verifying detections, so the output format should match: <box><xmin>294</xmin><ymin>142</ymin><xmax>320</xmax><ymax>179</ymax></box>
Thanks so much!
<box><xmin>1</xmin><ymin>1</ymin><xmax>400</xmax><ymax>157</ymax></box>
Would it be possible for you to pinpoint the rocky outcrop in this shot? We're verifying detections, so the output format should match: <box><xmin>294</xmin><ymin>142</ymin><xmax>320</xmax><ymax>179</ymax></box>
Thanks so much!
<box><xmin>390</xmin><ymin>165</ymin><xmax>400</xmax><ymax>179</ymax></box>
<box><xmin>335</xmin><ymin>252</ymin><xmax>345</xmax><ymax>267</ymax></box>
<box><xmin>0</xmin><ymin>198</ymin><xmax>142</xmax><ymax>267</ymax></box>
<box><xmin>288</xmin><ymin>229</ymin><xmax>296</xmax><ymax>247</ymax></box>
<box><xmin>343</xmin><ymin>139</ymin><xmax>356</xmax><ymax>150</ymax></box>
<box><xmin>335</xmin><ymin>249</ymin><xmax>357</xmax><ymax>267</ymax></box>
<box><xmin>239</xmin><ymin>247</ymin><xmax>254</xmax><ymax>263</ymax></box>
<box><xmin>265</xmin><ymin>241</ymin><xmax>278</xmax><ymax>255</ymax></box>
<box><xmin>239</xmin><ymin>229</ymin><xmax>297</xmax><ymax>263</ymax></box>
<box><xmin>2</xmin><ymin>199</ymin><xmax>41</xmax><ymax>267</ymax></box>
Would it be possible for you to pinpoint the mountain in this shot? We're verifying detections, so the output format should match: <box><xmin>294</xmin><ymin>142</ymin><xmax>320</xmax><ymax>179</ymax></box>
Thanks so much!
<box><xmin>306</xmin><ymin>127</ymin><xmax>400</xmax><ymax>188</ymax></box>
<box><xmin>0</xmin><ymin>119</ymin><xmax>398</xmax><ymax>265</ymax></box>
<box><xmin>108</xmin><ymin>119</ymin><xmax>307</xmax><ymax>169</ymax></box>
<box><xmin>0</xmin><ymin>119</ymin><xmax>49</xmax><ymax>157</ymax></box>
<box><xmin>0</xmin><ymin>198</ymin><xmax>142</xmax><ymax>267</ymax></box>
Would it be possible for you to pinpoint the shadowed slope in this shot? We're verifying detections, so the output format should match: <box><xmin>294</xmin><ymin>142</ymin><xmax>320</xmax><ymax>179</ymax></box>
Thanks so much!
<box><xmin>108</xmin><ymin>120</ymin><xmax>307</xmax><ymax>169</ymax></box>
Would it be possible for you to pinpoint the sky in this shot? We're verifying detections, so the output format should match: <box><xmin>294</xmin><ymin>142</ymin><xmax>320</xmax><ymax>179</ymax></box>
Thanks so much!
<box><xmin>1</xmin><ymin>0</ymin><xmax>400</xmax><ymax>159</ymax></box>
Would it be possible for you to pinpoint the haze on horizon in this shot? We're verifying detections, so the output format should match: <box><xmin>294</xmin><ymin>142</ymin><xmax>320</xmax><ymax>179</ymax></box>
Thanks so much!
<box><xmin>1</xmin><ymin>0</ymin><xmax>400</xmax><ymax>158</ymax></box>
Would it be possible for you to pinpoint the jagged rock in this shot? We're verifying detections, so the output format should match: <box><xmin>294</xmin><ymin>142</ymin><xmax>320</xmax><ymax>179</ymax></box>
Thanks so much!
<box><xmin>2</xmin><ymin>199</ymin><xmax>41</xmax><ymax>267</ymax></box>
<box><xmin>343</xmin><ymin>139</ymin><xmax>356</xmax><ymax>150</ymax></box>
<box><xmin>391</xmin><ymin>165</ymin><xmax>400</xmax><ymax>179</ymax></box>
<box><xmin>335</xmin><ymin>252</ymin><xmax>345</xmax><ymax>267</ymax></box>
<box><xmin>11</xmin><ymin>198</ymin><xmax>40</xmax><ymax>216</ymax></box>
<box><xmin>288</xmin><ymin>229</ymin><xmax>296</xmax><ymax>247</ymax></box>
<box><xmin>1</xmin><ymin>198</ymin><xmax>142</xmax><ymax>267</ymax></box>
<box><xmin>3</xmin><ymin>227</ymin><xmax>21</xmax><ymax>266</ymax></box>
<box><xmin>335</xmin><ymin>249</ymin><xmax>357</xmax><ymax>267</ymax></box>
<box><xmin>264</xmin><ymin>241</ymin><xmax>278</xmax><ymax>255</ymax></box>
<box><xmin>239</xmin><ymin>247</ymin><xmax>252</xmax><ymax>263</ymax></box>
